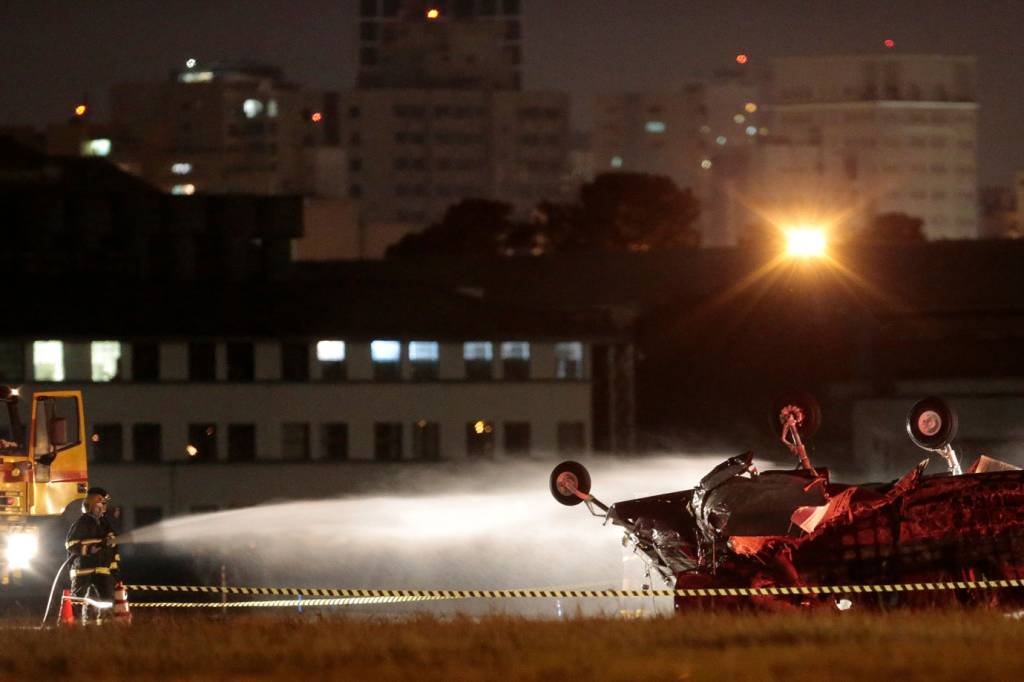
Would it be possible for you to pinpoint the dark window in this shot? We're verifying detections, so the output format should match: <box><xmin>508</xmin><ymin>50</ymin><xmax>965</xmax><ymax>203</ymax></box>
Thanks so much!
<box><xmin>188</xmin><ymin>423</ymin><xmax>218</xmax><ymax>462</ymax></box>
<box><xmin>454</xmin><ymin>0</ymin><xmax>475</xmax><ymax>17</ymax></box>
<box><xmin>359</xmin><ymin>0</ymin><xmax>377</xmax><ymax>16</ymax></box>
<box><xmin>464</xmin><ymin>342</ymin><xmax>493</xmax><ymax>380</ymax></box>
<box><xmin>322</xmin><ymin>423</ymin><xmax>349</xmax><ymax>460</ymax></box>
<box><xmin>281</xmin><ymin>342</ymin><xmax>309</xmax><ymax>381</ymax></box>
<box><xmin>480</xmin><ymin>0</ymin><xmax>496</xmax><ymax>14</ymax></box>
<box><xmin>0</xmin><ymin>341</ymin><xmax>24</xmax><ymax>382</ymax></box>
<box><xmin>413</xmin><ymin>421</ymin><xmax>441</xmax><ymax>461</ymax></box>
<box><xmin>382</xmin><ymin>0</ymin><xmax>399</xmax><ymax>16</ymax></box>
<box><xmin>228</xmin><ymin>424</ymin><xmax>256</xmax><ymax>461</ymax></box>
<box><xmin>557</xmin><ymin>421</ymin><xmax>586</xmax><ymax>454</ymax></box>
<box><xmin>133</xmin><ymin>506</ymin><xmax>163</xmax><ymax>529</ymax></box>
<box><xmin>350</xmin><ymin>184</ymin><xmax>363</xmax><ymax>199</ymax></box>
<box><xmin>409</xmin><ymin>341</ymin><xmax>439</xmax><ymax>381</ymax></box>
<box><xmin>466</xmin><ymin>420</ymin><xmax>495</xmax><ymax>457</ymax></box>
<box><xmin>349</xmin><ymin>106</ymin><xmax>361</xmax><ymax>118</ymax></box>
<box><xmin>502</xmin><ymin>0</ymin><xmax>519</xmax><ymax>14</ymax></box>
<box><xmin>226</xmin><ymin>342</ymin><xmax>254</xmax><ymax>382</ymax></box>
<box><xmin>375</xmin><ymin>422</ymin><xmax>402</xmax><ymax>461</ymax></box>
<box><xmin>188</xmin><ymin>342</ymin><xmax>216</xmax><ymax>381</ymax></box>
<box><xmin>501</xmin><ymin>342</ymin><xmax>530</xmax><ymax>380</ymax></box>
<box><xmin>504</xmin><ymin>422</ymin><xmax>531</xmax><ymax>455</ymax></box>
<box><xmin>90</xmin><ymin>424</ymin><xmax>123</xmax><ymax>463</ymax></box>
<box><xmin>505</xmin><ymin>20</ymin><xmax>520</xmax><ymax>40</ymax></box>
<box><xmin>360</xmin><ymin>46</ymin><xmax>378</xmax><ymax>66</ymax></box>
<box><xmin>282</xmin><ymin>423</ymin><xmax>311</xmax><ymax>460</ymax></box>
<box><xmin>350</xmin><ymin>158</ymin><xmax>362</xmax><ymax>172</ymax></box>
<box><xmin>360</xmin><ymin>21</ymin><xmax>378</xmax><ymax>41</ymax></box>
<box><xmin>132</xmin><ymin>423</ymin><xmax>162</xmax><ymax>462</ymax></box>
<box><xmin>131</xmin><ymin>342</ymin><xmax>160</xmax><ymax>381</ymax></box>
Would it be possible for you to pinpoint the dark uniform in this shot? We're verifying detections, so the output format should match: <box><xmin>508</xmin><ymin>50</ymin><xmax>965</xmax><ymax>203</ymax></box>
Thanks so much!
<box><xmin>65</xmin><ymin>493</ymin><xmax>120</xmax><ymax>622</ymax></box>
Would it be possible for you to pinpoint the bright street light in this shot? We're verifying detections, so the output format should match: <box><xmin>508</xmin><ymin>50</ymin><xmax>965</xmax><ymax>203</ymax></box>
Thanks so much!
<box><xmin>784</xmin><ymin>226</ymin><xmax>827</xmax><ymax>258</ymax></box>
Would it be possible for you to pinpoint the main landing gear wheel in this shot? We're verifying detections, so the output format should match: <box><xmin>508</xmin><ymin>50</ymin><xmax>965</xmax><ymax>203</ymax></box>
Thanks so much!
<box><xmin>549</xmin><ymin>461</ymin><xmax>591</xmax><ymax>506</ymax></box>
<box><xmin>770</xmin><ymin>391</ymin><xmax>822</xmax><ymax>440</ymax></box>
<box><xmin>906</xmin><ymin>396</ymin><xmax>958</xmax><ymax>450</ymax></box>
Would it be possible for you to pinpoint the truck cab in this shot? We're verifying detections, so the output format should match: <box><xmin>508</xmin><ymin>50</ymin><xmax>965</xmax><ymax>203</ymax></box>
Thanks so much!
<box><xmin>1</xmin><ymin>386</ymin><xmax>88</xmax><ymax>584</ymax></box>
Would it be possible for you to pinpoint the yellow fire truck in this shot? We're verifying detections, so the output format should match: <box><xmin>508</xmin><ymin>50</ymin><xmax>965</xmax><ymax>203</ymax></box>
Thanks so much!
<box><xmin>1</xmin><ymin>386</ymin><xmax>89</xmax><ymax>585</ymax></box>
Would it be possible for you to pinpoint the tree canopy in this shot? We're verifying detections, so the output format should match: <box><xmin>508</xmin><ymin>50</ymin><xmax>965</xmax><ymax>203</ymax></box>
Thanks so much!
<box><xmin>385</xmin><ymin>172</ymin><xmax>701</xmax><ymax>258</ymax></box>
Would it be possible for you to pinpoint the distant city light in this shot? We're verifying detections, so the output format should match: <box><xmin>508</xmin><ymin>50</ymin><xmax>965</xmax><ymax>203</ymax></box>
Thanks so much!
<box><xmin>736</xmin><ymin>53</ymin><xmax>749</xmax><ymax>65</ymax></box>
<box><xmin>81</xmin><ymin>138</ymin><xmax>111</xmax><ymax>157</ymax></box>
<box><xmin>733</xmin><ymin>114</ymin><xmax>745</xmax><ymax>124</ymax></box>
<box><xmin>699</xmin><ymin>125</ymin><xmax>711</xmax><ymax>135</ymax></box>
<box><xmin>700</xmin><ymin>159</ymin><xmax>712</xmax><ymax>170</ymax></box>
<box><xmin>171</xmin><ymin>162</ymin><xmax>192</xmax><ymax>175</ymax></box>
<box><xmin>171</xmin><ymin>183</ymin><xmax>196</xmax><ymax>196</ymax></box>
<box><xmin>745</xmin><ymin>125</ymin><xmax>757</xmax><ymax>136</ymax></box>
<box><xmin>716</xmin><ymin>135</ymin><xmax>727</xmax><ymax>146</ymax></box>
<box><xmin>884</xmin><ymin>38</ymin><xmax>895</xmax><ymax>49</ymax></box>
<box><xmin>311</xmin><ymin>111</ymin><xmax>323</xmax><ymax>123</ymax></box>
<box><xmin>784</xmin><ymin>227</ymin><xmax>828</xmax><ymax>258</ymax></box>
<box><xmin>185</xmin><ymin>444</ymin><xmax>199</xmax><ymax>457</ymax></box>
<box><xmin>644</xmin><ymin>120</ymin><xmax>666</xmax><ymax>133</ymax></box>
<box><xmin>242</xmin><ymin>98</ymin><xmax>264</xmax><ymax>118</ymax></box>
<box><xmin>745</xmin><ymin>102</ymin><xmax>758</xmax><ymax>113</ymax></box>
<box><xmin>74</xmin><ymin>104</ymin><xmax>87</xmax><ymax>117</ymax></box>
<box><xmin>610</xmin><ymin>155</ymin><xmax>623</xmax><ymax>168</ymax></box>
<box><xmin>426</xmin><ymin>7</ymin><xmax>440</xmax><ymax>19</ymax></box>
<box><xmin>185</xmin><ymin>57</ymin><xmax>197</xmax><ymax>68</ymax></box>
<box><xmin>759</xmin><ymin>127</ymin><xmax>769</xmax><ymax>136</ymax></box>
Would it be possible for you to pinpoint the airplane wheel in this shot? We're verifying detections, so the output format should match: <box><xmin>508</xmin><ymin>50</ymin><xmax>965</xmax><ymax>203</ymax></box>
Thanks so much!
<box><xmin>906</xmin><ymin>396</ymin><xmax>958</xmax><ymax>450</ymax></box>
<box><xmin>549</xmin><ymin>461</ymin><xmax>591</xmax><ymax>506</ymax></box>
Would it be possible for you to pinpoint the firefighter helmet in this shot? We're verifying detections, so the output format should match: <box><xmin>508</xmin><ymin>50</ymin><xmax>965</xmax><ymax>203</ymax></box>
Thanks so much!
<box><xmin>81</xmin><ymin>487</ymin><xmax>111</xmax><ymax>514</ymax></box>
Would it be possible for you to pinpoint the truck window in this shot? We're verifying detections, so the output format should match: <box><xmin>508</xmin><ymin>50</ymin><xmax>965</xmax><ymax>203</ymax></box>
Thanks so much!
<box><xmin>34</xmin><ymin>396</ymin><xmax>81</xmax><ymax>462</ymax></box>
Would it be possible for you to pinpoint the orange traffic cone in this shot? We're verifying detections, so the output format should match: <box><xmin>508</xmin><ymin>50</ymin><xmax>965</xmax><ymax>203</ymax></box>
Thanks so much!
<box><xmin>59</xmin><ymin>589</ymin><xmax>76</xmax><ymax>626</ymax></box>
<box><xmin>113</xmin><ymin>582</ymin><xmax>132</xmax><ymax>625</ymax></box>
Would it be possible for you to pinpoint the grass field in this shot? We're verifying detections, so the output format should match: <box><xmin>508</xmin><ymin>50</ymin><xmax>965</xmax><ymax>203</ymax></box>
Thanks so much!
<box><xmin>2</xmin><ymin>610</ymin><xmax>1023</xmax><ymax>681</ymax></box>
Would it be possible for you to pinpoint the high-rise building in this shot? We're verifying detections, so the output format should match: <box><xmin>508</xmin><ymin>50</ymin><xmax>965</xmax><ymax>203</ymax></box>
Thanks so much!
<box><xmin>359</xmin><ymin>0</ymin><xmax>522</xmax><ymax>90</ymax></box>
<box><xmin>755</xmin><ymin>54</ymin><xmax>979</xmax><ymax>240</ymax></box>
<box><xmin>590</xmin><ymin>70</ymin><xmax>766</xmax><ymax>246</ymax></box>
<box><xmin>346</xmin><ymin>0</ymin><xmax>570</xmax><ymax>233</ymax></box>
<box><xmin>97</xmin><ymin>63</ymin><xmax>341</xmax><ymax>197</ymax></box>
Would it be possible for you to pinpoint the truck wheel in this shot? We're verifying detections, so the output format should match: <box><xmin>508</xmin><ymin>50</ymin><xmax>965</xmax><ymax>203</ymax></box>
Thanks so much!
<box><xmin>906</xmin><ymin>396</ymin><xmax>958</xmax><ymax>450</ymax></box>
<box><xmin>549</xmin><ymin>461</ymin><xmax>591</xmax><ymax>506</ymax></box>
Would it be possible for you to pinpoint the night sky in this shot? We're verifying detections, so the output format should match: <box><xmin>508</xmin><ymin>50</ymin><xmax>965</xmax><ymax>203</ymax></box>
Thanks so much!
<box><xmin>1</xmin><ymin>0</ymin><xmax>1021</xmax><ymax>184</ymax></box>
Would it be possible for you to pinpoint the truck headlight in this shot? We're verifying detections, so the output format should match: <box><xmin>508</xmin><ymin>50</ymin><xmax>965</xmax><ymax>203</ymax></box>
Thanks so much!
<box><xmin>5</xmin><ymin>532</ymin><xmax>39</xmax><ymax>570</ymax></box>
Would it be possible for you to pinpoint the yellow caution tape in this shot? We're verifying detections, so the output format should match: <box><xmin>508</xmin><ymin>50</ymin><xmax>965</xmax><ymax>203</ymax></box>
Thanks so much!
<box><xmin>125</xmin><ymin>579</ymin><xmax>1024</xmax><ymax>601</ymax></box>
<box><xmin>133</xmin><ymin>596</ymin><xmax>441</xmax><ymax>608</ymax></box>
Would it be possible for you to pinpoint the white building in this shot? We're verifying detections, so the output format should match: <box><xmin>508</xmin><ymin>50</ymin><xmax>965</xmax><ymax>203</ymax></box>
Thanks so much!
<box><xmin>757</xmin><ymin>54</ymin><xmax>979</xmax><ymax>240</ymax></box>
<box><xmin>2</xmin><ymin>283</ymin><xmax>633</xmax><ymax>529</ymax></box>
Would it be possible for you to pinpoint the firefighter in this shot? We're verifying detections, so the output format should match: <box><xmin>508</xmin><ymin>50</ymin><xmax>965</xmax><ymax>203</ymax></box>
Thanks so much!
<box><xmin>65</xmin><ymin>487</ymin><xmax>120</xmax><ymax>623</ymax></box>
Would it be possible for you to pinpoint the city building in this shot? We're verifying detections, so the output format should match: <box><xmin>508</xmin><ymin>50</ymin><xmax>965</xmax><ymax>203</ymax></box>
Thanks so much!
<box><xmin>590</xmin><ymin>69</ymin><xmax>766</xmax><ymax>247</ymax></box>
<box><xmin>755</xmin><ymin>54</ymin><xmax>979</xmax><ymax>240</ymax></box>
<box><xmin>4</xmin><ymin>280</ymin><xmax>633</xmax><ymax>526</ymax></box>
<box><xmin>344</xmin><ymin>0</ymin><xmax>571</xmax><ymax>238</ymax></box>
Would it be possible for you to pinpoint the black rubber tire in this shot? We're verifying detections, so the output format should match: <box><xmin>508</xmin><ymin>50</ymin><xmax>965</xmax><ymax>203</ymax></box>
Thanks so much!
<box><xmin>906</xmin><ymin>396</ymin><xmax>958</xmax><ymax>450</ymax></box>
<box><xmin>770</xmin><ymin>391</ymin><xmax>822</xmax><ymax>440</ymax></box>
<box><xmin>549</xmin><ymin>461</ymin><xmax>591</xmax><ymax>506</ymax></box>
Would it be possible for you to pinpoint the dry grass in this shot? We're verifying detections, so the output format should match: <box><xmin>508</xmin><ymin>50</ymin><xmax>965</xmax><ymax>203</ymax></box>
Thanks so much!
<box><xmin>1</xmin><ymin>609</ymin><xmax>1023</xmax><ymax>681</ymax></box>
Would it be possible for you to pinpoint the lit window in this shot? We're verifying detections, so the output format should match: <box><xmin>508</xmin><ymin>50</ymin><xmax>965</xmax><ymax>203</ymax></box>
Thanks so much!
<box><xmin>242</xmin><ymin>99</ymin><xmax>264</xmax><ymax>118</ymax></box>
<box><xmin>409</xmin><ymin>341</ymin><xmax>439</xmax><ymax>362</ymax></box>
<box><xmin>500</xmin><ymin>342</ymin><xmax>529</xmax><ymax>360</ymax></box>
<box><xmin>554</xmin><ymin>342</ymin><xmax>583</xmax><ymax>379</ymax></box>
<box><xmin>463</xmin><ymin>342</ymin><xmax>493</xmax><ymax>361</ymax></box>
<box><xmin>171</xmin><ymin>163</ymin><xmax>192</xmax><ymax>175</ymax></box>
<box><xmin>716</xmin><ymin>136</ymin><xmax>727</xmax><ymax>146</ymax></box>
<box><xmin>316</xmin><ymin>340</ymin><xmax>346</xmax><ymax>362</ymax></box>
<box><xmin>171</xmin><ymin>184</ymin><xmax>196</xmax><ymax>195</ymax></box>
<box><xmin>267</xmin><ymin>100</ymin><xmax>279</xmax><ymax>118</ymax></box>
<box><xmin>80</xmin><ymin>139</ymin><xmax>111</xmax><ymax>157</ymax></box>
<box><xmin>371</xmin><ymin>340</ymin><xmax>401</xmax><ymax>362</ymax></box>
<box><xmin>90</xmin><ymin>341</ymin><xmax>121</xmax><ymax>382</ymax></box>
<box><xmin>644</xmin><ymin>121</ymin><xmax>666</xmax><ymax>134</ymax></box>
<box><xmin>33</xmin><ymin>341</ymin><xmax>64</xmax><ymax>382</ymax></box>
<box><xmin>501</xmin><ymin>342</ymin><xmax>530</xmax><ymax>381</ymax></box>
<box><xmin>178</xmin><ymin>71</ymin><xmax>214</xmax><ymax>83</ymax></box>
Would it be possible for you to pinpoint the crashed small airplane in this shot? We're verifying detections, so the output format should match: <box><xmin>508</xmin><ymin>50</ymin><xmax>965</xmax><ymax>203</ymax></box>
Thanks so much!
<box><xmin>550</xmin><ymin>395</ymin><xmax>1024</xmax><ymax>610</ymax></box>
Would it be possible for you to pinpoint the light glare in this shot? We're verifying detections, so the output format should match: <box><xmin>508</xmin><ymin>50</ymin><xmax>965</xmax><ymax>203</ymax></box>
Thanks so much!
<box><xmin>785</xmin><ymin>227</ymin><xmax>828</xmax><ymax>258</ymax></box>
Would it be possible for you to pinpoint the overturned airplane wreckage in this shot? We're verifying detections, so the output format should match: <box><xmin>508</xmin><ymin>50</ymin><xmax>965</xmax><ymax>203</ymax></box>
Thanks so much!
<box><xmin>550</xmin><ymin>396</ymin><xmax>1024</xmax><ymax>609</ymax></box>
